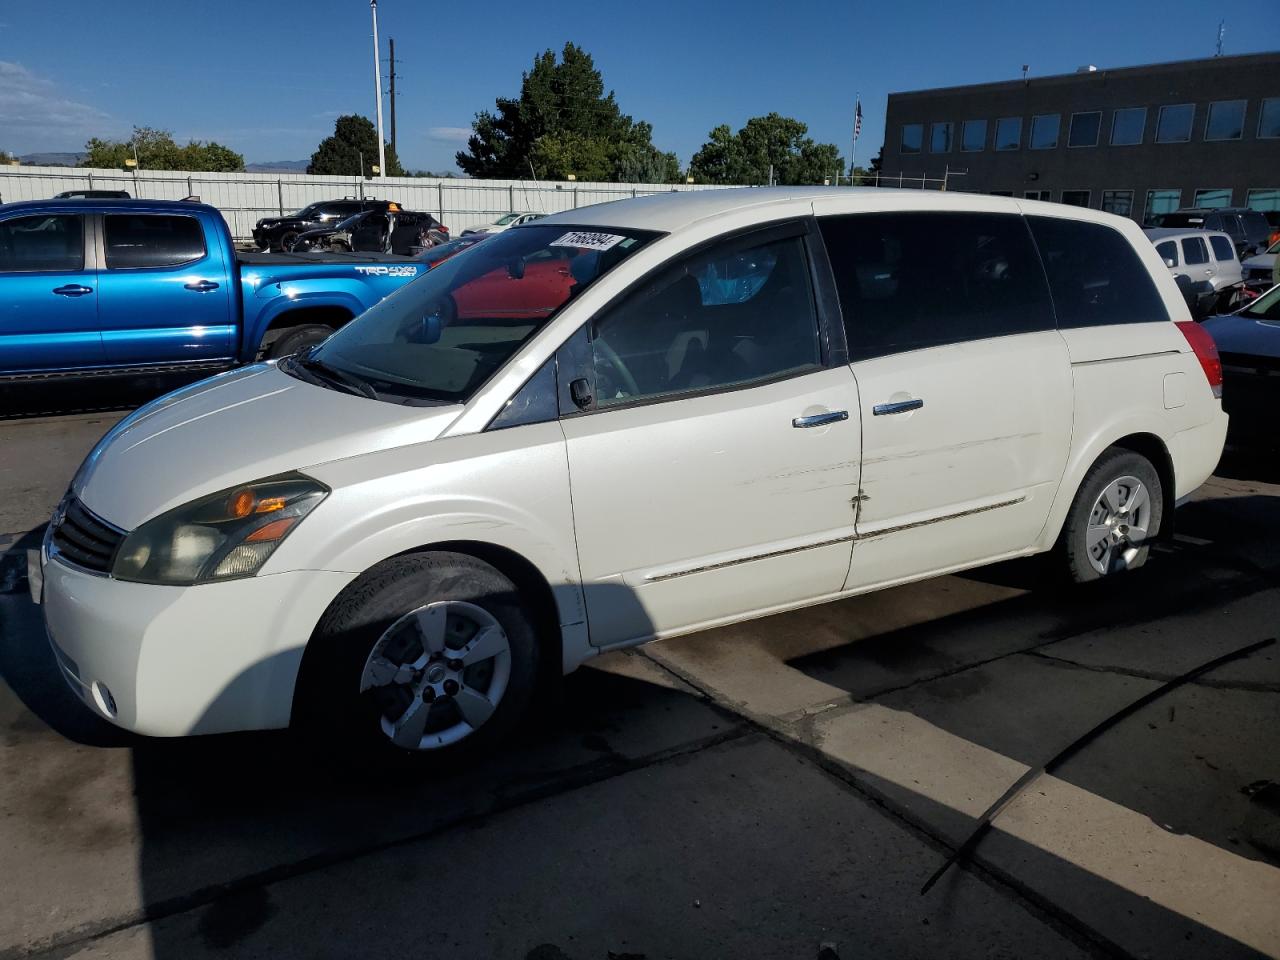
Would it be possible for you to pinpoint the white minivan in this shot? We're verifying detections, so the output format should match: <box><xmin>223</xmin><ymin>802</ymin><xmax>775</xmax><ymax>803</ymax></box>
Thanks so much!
<box><xmin>36</xmin><ymin>188</ymin><xmax>1227</xmax><ymax>758</ymax></box>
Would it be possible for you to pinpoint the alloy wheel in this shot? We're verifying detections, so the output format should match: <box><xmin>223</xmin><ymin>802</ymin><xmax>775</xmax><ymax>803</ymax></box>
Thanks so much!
<box><xmin>359</xmin><ymin>600</ymin><xmax>512</xmax><ymax>750</ymax></box>
<box><xmin>1085</xmin><ymin>475</ymin><xmax>1152</xmax><ymax>576</ymax></box>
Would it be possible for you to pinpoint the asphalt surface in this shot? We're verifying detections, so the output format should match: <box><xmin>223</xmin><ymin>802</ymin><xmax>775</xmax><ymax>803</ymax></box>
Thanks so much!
<box><xmin>1</xmin><ymin>382</ymin><xmax>1278</xmax><ymax>960</ymax></box>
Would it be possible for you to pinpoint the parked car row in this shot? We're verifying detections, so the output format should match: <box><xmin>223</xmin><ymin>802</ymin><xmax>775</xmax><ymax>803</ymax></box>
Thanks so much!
<box><xmin>1153</xmin><ymin>206</ymin><xmax>1273</xmax><ymax>258</ymax></box>
<box><xmin>290</xmin><ymin>208</ymin><xmax>447</xmax><ymax>256</ymax></box>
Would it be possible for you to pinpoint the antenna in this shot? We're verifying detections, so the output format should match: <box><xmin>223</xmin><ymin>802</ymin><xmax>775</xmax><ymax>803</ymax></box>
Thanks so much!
<box><xmin>1021</xmin><ymin>64</ymin><xmax>1029</xmax><ymax>84</ymax></box>
<box><xmin>1215</xmin><ymin>20</ymin><xmax>1225</xmax><ymax>57</ymax></box>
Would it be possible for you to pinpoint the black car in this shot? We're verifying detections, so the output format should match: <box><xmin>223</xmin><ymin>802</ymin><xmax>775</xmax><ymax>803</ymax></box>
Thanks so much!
<box><xmin>291</xmin><ymin>208</ymin><xmax>447</xmax><ymax>254</ymax></box>
<box><xmin>1203</xmin><ymin>287</ymin><xmax>1280</xmax><ymax>448</ymax></box>
<box><xmin>252</xmin><ymin>198</ymin><xmax>398</xmax><ymax>251</ymax></box>
<box><xmin>53</xmin><ymin>189</ymin><xmax>131</xmax><ymax>199</ymax></box>
<box><xmin>1155</xmin><ymin>207</ymin><xmax>1273</xmax><ymax>257</ymax></box>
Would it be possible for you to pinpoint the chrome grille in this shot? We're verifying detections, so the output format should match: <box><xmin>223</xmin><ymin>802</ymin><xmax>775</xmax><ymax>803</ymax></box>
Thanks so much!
<box><xmin>51</xmin><ymin>497</ymin><xmax>124</xmax><ymax>574</ymax></box>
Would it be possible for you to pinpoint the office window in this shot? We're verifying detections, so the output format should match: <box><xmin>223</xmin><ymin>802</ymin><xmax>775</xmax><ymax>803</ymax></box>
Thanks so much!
<box><xmin>1061</xmin><ymin>190</ymin><xmax>1091</xmax><ymax>208</ymax></box>
<box><xmin>961</xmin><ymin>119</ymin><xmax>986</xmax><ymax>152</ymax></box>
<box><xmin>1101</xmin><ymin>190</ymin><xmax>1134</xmax><ymax>217</ymax></box>
<box><xmin>1068</xmin><ymin>112</ymin><xmax>1101</xmax><ymax>147</ymax></box>
<box><xmin>1246</xmin><ymin>188</ymin><xmax>1280</xmax><ymax>211</ymax></box>
<box><xmin>930</xmin><ymin>121</ymin><xmax>953</xmax><ymax>153</ymax></box>
<box><xmin>994</xmin><ymin>117</ymin><xmax>1021</xmax><ymax>150</ymax></box>
<box><xmin>1155</xmin><ymin>104</ymin><xmax>1194</xmax><ymax>143</ymax></box>
<box><xmin>1030</xmin><ymin>114</ymin><xmax>1060</xmax><ymax>149</ymax></box>
<box><xmin>1205</xmin><ymin>100</ymin><xmax>1246</xmax><ymax>141</ymax></box>
<box><xmin>1259</xmin><ymin>99</ymin><xmax>1280</xmax><ymax>139</ymax></box>
<box><xmin>1024</xmin><ymin>190</ymin><xmax>1051</xmax><ymax>202</ymax></box>
<box><xmin>1111</xmin><ymin>107</ymin><xmax>1147</xmax><ymax>145</ymax></box>
<box><xmin>901</xmin><ymin>123</ymin><xmax>923</xmax><ymax>154</ymax></box>
<box><xmin>1144</xmin><ymin>189</ymin><xmax>1181</xmax><ymax>224</ymax></box>
<box><xmin>1193</xmin><ymin>189</ymin><xmax>1232</xmax><ymax>209</ymax></box>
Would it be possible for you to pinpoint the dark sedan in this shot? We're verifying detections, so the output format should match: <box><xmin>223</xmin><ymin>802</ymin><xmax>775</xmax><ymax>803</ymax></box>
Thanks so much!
<box><xmin>1203</xmin><ymin>284</ymin><xmax>1280</xmax><ymax>447</ymax></box>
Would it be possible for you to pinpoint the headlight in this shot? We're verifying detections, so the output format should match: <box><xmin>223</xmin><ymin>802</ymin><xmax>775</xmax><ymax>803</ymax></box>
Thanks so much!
<box><xmin>112</xmin><ymin>473</ymin><xmax>328</xmax><ymax>585</ymax></box>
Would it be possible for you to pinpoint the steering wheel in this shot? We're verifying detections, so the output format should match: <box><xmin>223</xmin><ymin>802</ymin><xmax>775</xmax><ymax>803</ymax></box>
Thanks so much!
<box><xmin>593</xmin><ymin>337</ymin><xmax>640</xmax><ymax>400</ymax></box>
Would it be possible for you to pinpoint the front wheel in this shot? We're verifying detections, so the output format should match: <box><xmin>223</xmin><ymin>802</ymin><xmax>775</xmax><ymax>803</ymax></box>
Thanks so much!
<box><xmin>1061</xmin><ymin>448</ymin><xmax>1164</xmax><ymax>583</ymax></box>
<box><xmin>266</xmin><ymin>323</ymin><xmax>334</xmax><ymax>359</ymax></box>
<box><xmin>294</xmin><ymin>552</ymin><xmax>541</xmax><ymax>763</ymax></box>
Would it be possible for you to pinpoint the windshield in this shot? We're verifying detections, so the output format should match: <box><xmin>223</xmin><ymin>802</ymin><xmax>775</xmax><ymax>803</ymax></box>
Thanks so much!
<box><xmin>494</xmin><ymin>214</ymin><xmax>521</xmax><ymax>225</ymax></box>
<box><xmin>1242</xmin><ymin>284</ymin><xmax>1280</xmax><ymax>321</ymax></box>
<box><xmin>292</xmin><ymin>204</ymin><xmax>321</xmax><ymax>219</ymax></box>
<box><xmin>420</xmin><ymin>236</ymin><xmax>484</xmax><ymax>265</ymax></box>
<box><xmin>302</xmin><ymin>224</ymin><xmax>658</xmax><ymax>404</ymax></box>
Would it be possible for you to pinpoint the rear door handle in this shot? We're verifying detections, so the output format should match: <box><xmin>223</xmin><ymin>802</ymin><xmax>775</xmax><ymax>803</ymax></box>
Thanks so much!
<box><xmin>52</xmin><ymin>284</ymin><xmax>92</xmax><ymax>297</ymax></box>
<box><xmin>792</xmin><ymin>410</ymin><xmax>848</xmax><ymax>428</ymax></box>
<box><xmin>184</xmin><ymin>280</ymin><xmax>220</xmax><ymax>292</ymax></box>
<box><xmin>873</xmin><ymin>398</ymin><xmax>924</xmax><ymax>416</ymax></box>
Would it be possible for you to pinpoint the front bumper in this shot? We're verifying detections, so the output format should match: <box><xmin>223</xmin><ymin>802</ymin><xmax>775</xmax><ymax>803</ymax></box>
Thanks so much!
<box><xmin>40</xmin><ymin>549</ymin><xmax>355</xmax><ymax>737</ymax></box>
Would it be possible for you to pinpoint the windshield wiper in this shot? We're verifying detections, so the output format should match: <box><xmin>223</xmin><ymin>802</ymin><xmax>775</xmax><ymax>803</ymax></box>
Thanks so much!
<box><xmin>289</xmin><ymin>349</ymin><xmax>380</xmax><ymax>401</ymax></box>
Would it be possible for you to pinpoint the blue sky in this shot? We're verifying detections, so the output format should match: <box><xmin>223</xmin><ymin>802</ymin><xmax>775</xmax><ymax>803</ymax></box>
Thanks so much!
<box><xmin>2</xmin><ymin>0</ymin><xmax>1277</xmax><ymax>173</ymax></box>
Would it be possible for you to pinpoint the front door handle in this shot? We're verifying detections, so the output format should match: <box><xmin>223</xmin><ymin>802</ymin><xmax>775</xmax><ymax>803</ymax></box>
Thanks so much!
<box><xmin>184</xmin><ymin>280</ymin><xmax>220</xmax><ymax>293</ymax></box>
<box><xmin>52</xmin><ymin>284</ymin><xmax>93</xmax><ymax>297</ymax></box>
<box><xmin>873</xmin><ymin>398</ymin><xmax>924</xmax><ymax>416</ymax></box>
<box><xmin>792</xmin><ymin>410</ymin><xmax>848</xmax><ymax>428</ymax></box>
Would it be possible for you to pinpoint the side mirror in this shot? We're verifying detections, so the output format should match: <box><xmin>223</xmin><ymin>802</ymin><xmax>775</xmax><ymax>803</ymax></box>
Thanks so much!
<box><xmin>506</xmin><ymin>259</ymin><xmax>526</xmax><ymax>280</ymax></box>
<box><xmin>1164</xmin><ymin>258</ymin><xmax>1177</xmax><ymax>269</ymax></box>
<box><xmin>569</xmin><ymin>377</ymin><xmax>592</xmax><ymax>410</ymax></box>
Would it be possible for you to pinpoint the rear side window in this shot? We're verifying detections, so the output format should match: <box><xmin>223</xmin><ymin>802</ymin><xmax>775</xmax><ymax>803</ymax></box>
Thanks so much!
<box><xmin>104</xmin><ymin>215</ymin><xmax>206</xmax><ymax>269</ymax></box>
<box><xmin>1209</xmin><ymin>235</ymin><xmax>1236</xmax><ymax>262</ymax></box>
<box><xmin>1182</xmin><ymin>236</ymin><xmax>1209</xmax><ymax>265</ymax></box>
<box><xmin>1027</xmin><ymin>216</ymin><xmax>1169</xmax><ymax>327</ymax></box>
<box><xmin>0</xmin><ymin>215</ymin><xmax>84</xmax><ymax>272</ymax></box>
<box><xmin>1155</xmin><ymin>240</ymin><xmax>1178</xmax><ymax>266</ymax></box>
<box><xmin>819</xmin><ymin>212</ymin><xmax>1053</xmax><ymax>361</ymax></box>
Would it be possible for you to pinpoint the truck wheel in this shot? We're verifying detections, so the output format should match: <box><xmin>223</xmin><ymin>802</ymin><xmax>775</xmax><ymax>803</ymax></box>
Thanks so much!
<box><xmin>295</xmin><ymin>552</ymin><xmax>541</xmax><ymax>763</ymax></box>
<box><xmin>1061</xmin><ymin>448</ymin><xmax>1163</xmax><ymax>583</ymax></box>
<box><xmin>266</xmin><ymin>324</ymin><xmax>334</xmax><ymax>359</ymax></box>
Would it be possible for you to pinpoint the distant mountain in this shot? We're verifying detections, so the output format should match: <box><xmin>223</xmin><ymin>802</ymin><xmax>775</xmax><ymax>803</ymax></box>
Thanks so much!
<box><xmin>245</xmin><ymin>160</ymin><xmax>309</xmax><ymax>172</ymax></box>
<box><xmin>19</xmin><ymin>152</ymin><xmax>86</xmax><ymax>167</ymax></box>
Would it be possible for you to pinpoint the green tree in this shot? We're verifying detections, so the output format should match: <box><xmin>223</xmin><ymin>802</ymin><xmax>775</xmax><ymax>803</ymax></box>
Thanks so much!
<box><xmin>690</xmin><ymin>114</ymin><xmax>844</xmax><ymax>186</ymax></box>
<box><xmin>307</xmin><ymin>115</ymin><xmax>404</xmax><ymax>177</ymax></box>
<box><xmin>81</xmin><ymin>126</ymin><xmax>244</xmax><ymax>171</ymax></box>
<box><xmin>457</xmin><ymin>42</ymin><xmax>678</xmax><ymax>183</ymax></box>
<box><xmin>0</xmin><ymin>149</ymin><xmax>15</xmax><ymax>165</ymax></box>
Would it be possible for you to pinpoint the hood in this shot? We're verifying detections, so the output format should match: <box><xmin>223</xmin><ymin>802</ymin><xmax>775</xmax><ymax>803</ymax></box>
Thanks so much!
<box><xmin>1241</xmin><ymin>253</ymin><xmax>1276</xmax><ymax>270</ymax></box>
<box><xmin>76</xmin><ymin>364</ymin><xmax>462</xmax><ymax>530</ymax></box>
<box><xmin>1202</xmin><ymin>314</ymin><xmax>1280</xmax><ymax>360</ymax></box>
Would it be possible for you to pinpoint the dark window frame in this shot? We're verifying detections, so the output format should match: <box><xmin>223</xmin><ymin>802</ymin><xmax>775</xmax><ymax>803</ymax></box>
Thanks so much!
<box><xmin>1260</xmin><ymin>98</ymin><xmax>1280</xmax><ymax>140</ymax></box>
<box><xmin>102</xmin><ymin>213</ymin><xmax>207</xmax><ymax>270</ymax></box>
<box><xmin>1155</xmin><ymin>103</ymin><xmax>1195</xmax><ymax>143</ymax></box>
<box><xmin>900</xmin><ymin>123</ymin><xmax>924</xmax><ymax>154</ymax></box>
<box><xmin>961</xmin><ymin>119</ymin><xmax>987</xmax><ymax>152</ymax></box>
<box><xmin>930</xmin><ymin>121</ymin><xmax>954</xmax><ymax>154</ymax></box>
<box><xmin>1061</xmin><ymin>190</ymin><xmax>1092</xmax><ymax>208</ymax></box>
<box><xmin>1100</xmin><ymin>190</ymin><xmax>1134</xmax><ymax>217</ymax></box>
<box><xmin>0</xmin><ymin>213</ymin><xmax>87</xmax><ymax>274</ymax></box>
<box><xmin>994</xmin><ymin>117</ymin><xmax>1022</xmax><ymax>151</ymax></box>
<box><xmin>1029</xmin><ymin>113</ymin><xmax>1061</xmax><ymax>150</ymax></box>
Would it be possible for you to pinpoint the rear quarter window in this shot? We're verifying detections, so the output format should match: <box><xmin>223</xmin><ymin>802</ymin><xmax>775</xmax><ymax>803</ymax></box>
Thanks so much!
<box><xmin>1027</xmin><ymin>216</ymin><xmax>1170</xmax><ymax>327</ymax></box>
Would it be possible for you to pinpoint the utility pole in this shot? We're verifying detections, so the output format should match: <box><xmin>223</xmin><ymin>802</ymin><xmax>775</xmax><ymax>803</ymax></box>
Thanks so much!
<box><xmin>1215</xmin><ymin>20</ymin><xmax>1225</xmax><ymax>57</ymax></box>
<box><xmin>370</xmin><ymin>0</ymin><xmax>387</xmax><ymax>178</ymax></box>
<box><xmin>388</xmin><ymin>37</ymin><xmax>398</xmax><ymax>155</ymax></box>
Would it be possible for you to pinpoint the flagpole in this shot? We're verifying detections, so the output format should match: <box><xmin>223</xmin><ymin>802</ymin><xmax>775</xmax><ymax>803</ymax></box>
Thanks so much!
<box><xmin>850</xmin><ymin>90</ymin><xmax>859</xmax><ymax>182</ymax></box>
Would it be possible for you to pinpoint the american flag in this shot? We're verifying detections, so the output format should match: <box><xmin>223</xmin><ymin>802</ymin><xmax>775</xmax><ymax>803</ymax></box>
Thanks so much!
<box><xmin>853</xmin><ymin>98</ymin><xmax>863</xmax><ymax>141</ymax></box>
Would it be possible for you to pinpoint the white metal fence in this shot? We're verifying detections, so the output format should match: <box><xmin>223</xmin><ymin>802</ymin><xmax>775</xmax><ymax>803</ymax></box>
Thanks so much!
<box><xmin>0</xmin><ymin>165</ymin><xmax>733</xmax><ymax>240</ymax></box>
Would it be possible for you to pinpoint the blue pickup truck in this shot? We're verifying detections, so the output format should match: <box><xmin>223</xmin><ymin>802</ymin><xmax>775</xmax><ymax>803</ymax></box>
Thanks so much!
<box><xmin>0</xmin><ymin>198</ymin><xmax>424</xmax><ymax>379</ymax></box>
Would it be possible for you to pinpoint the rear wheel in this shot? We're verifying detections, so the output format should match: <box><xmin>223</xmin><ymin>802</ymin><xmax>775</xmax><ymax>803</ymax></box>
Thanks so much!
<box><xmin>278</xmin><ymin>231</ymin><xmax>300</xmax><ymax>251</ymax></box>
<box><xmin>1061</xmin><ymin>448</ymin><xmax>1163</xmax><ymax>583</ymax></box>
<box><xmin>295</xmin><ymin>552</ymin><xmax>541</xmax><ymax>763</ymax></box>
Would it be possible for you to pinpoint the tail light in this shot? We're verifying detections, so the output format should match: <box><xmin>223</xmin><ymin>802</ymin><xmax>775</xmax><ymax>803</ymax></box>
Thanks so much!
<box><xmin>1175</xmin><ymin>321</ymin><xmax>1223</xmax><ymax>399</ymax></box>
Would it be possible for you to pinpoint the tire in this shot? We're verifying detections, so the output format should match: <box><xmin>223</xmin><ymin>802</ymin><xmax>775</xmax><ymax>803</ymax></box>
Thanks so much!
<box><xmin>294</xmin><ymin>552</ymin><xmax>541</xmax><ymax>765</ymax></box>
<box><xmin>1061</xmin><ymin>448</ymin><xmax>1164</xmax><ymax>583</ymax></box>
<box><xmin>266</xmin><ymin>324</ymin><xmax>334</xmax><ymax>359</ymax></box>
<box><xmin>277</xmin><ymin>231</ymin><xmax>299</xmax><ymax>252</ymax></box>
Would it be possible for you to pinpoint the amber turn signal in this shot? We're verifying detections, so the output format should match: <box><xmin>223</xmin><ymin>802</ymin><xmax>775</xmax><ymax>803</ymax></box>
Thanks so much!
<box><xmin>245</xmin><ymin>517</ymin><xmax>298</xmax><ymax>543</ymax></box>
